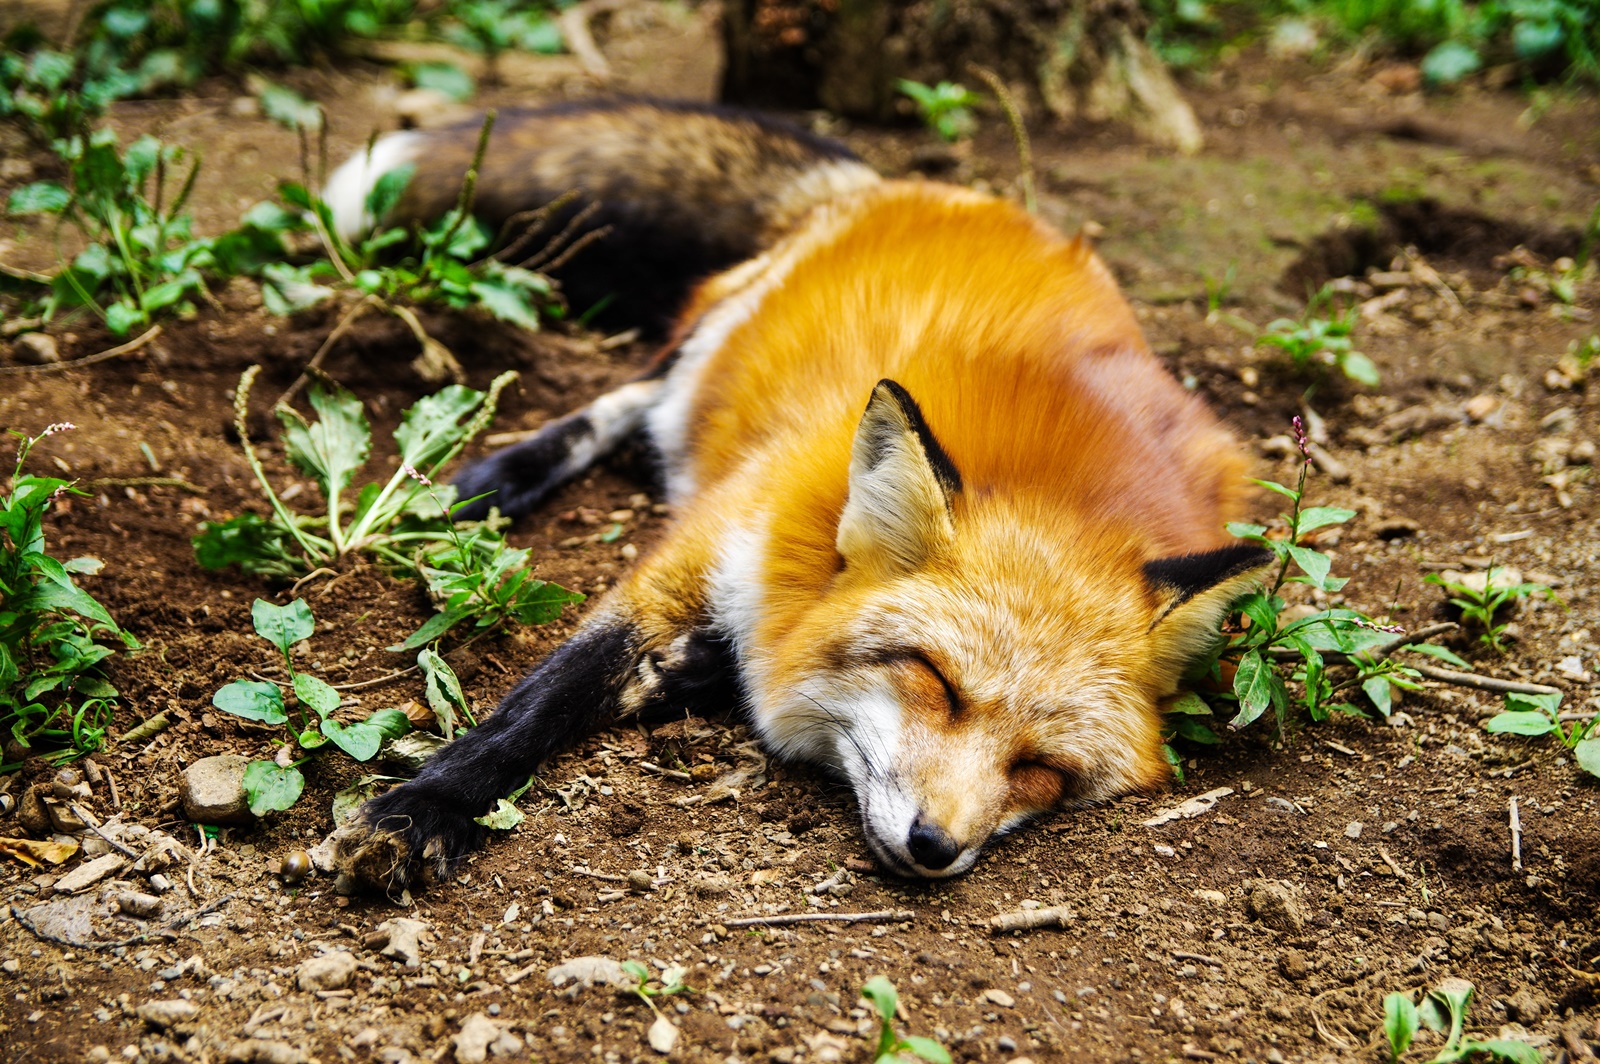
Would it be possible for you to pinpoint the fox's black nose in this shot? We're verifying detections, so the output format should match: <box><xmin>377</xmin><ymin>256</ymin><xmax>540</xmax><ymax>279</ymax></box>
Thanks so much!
<box><xmin>908</xmin><ymin>816</ymin><xmax>961</xmax><ymax>870</ymax></box>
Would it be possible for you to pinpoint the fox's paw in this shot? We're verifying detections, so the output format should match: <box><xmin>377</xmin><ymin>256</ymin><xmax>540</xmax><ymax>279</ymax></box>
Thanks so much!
<box><xmin>332</xmin><ymin>785</ymin><xmax>486</xmax><ymax>895</ymax></box>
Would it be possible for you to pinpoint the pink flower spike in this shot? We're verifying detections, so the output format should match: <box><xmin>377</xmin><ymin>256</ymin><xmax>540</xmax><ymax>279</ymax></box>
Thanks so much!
<box><xmin>401</xmin><ymin>463</ymin><xmax>432</xmax><ymax>487</ymax></box>
<box><xmin>1353</xmin><ymin>619</ymin><xmax>1406</xmax><ymax>635</ymax></box>
<box><xmin>42</xmin><ymin>422</ymin><xmax>76</xmax><ymax>437</ymax></box>
<box><xmin>1291</xmin><ymin>415</ymin><xmax>1311</xmax><ymax>461</ymax></box>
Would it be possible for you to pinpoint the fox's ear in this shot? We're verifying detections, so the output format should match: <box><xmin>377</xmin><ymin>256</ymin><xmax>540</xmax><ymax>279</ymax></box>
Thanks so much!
<box><xmin>1144</xmin><ymin>544</ymin><xmax>1275</xmax><ymax>684</ymax></box>
<box><xmin>837</xmin><ymin>379</ymin><xmax>962</xmax><ymax>574</ymax></box>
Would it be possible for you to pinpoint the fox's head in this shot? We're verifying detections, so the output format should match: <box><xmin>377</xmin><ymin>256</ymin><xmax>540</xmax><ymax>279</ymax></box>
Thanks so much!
<box><xmin>760</xmin><ymin>380</ymin><xmax>1271</xmax><ymax>878</ymax></box>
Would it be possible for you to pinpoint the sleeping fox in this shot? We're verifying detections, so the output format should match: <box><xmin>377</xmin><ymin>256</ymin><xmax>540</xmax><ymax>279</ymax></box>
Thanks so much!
<box><xmin>325</xmin><ymin>99</ymin><xmax>1271</xmax><ymax>890</ymax></box>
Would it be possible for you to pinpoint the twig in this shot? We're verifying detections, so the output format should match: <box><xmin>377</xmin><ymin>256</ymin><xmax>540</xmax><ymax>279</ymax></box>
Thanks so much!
<box><xmin>571</xmin><ymin>866</ymin><xmax>628</xmax><ymax>883</ymax></box>
<box><xmin>537</xmin><ymin>223</ymin><xmax>613</xmax><ymax>275</ymax></box>
<box><xmin>1408</xmin><ymin>663</ymin><xmax>1561</xmax><ymax>696</ymax></box>
<box><xmin>106</xmin><ymin>770</ymin><xmax>121</xmax><ymax>811</ymax></box>
<box><xmin>0</xmin><ymin>261</ymin><xmax>52</xmax><ymax>284</ymax></box>
<box><xmin>70</xmin><ymin>806</ymin><xmax>139</xmax><ymax>860</ymax></box>
<box><xmin>83</xmin><ymin>476</ymin><xmax>205</xmax><ymax>494</ymax></box>
<box><xmin>289</xmin><ymin>567</ymin><xmax>340</xmax><ymax>597</ymax></box>
<box><xmin>1377</xmin><ymin>846</ymin><xmax>1411</xmax><ymax>882</ymax></box>
<box><xmin>966</xmin><ymin>63</ymin><xmax>1035</xmax><ymax>215</ymax></box>
<box><xmin>724</xmin><ymin>910</ymin><xmax>913</xmax><ymax>928</ymax></box>
<box><xmin>0</xmin><ymin>324</ymin><xmax>161</xmax><ymax>375</ymax></box>
<box><xmin>989</xmin><ymin>906</ymin><xmax>1075</xmax><ymax>933</ymax></box>
<box><xmin>639</xmin><ymin>762</ymin><xmax>692</xmax><ymax>781</ymax></box>
<box><xmin>13</xmin><ymin>893</ymin><xmax>234</xmax><ymax>951</ymax></box>
<box><xmin>330</xmin><ymin>664</ymin><xmax>419</xmax><ymax>691</ymax></box>
<box><xmin>275</xmin><ymin>296</ymin><xmax>377</xmax><ymax>407</ymax></box>
<box><xmin>1171</xmin><ymin>951</ymin><xmax>1226</xmax><ymax>969</ymax></box>
<box><xmin>1509</xmin><ymin>796</ymin><xmax>1523</xmax><ymax>873</ymax></box>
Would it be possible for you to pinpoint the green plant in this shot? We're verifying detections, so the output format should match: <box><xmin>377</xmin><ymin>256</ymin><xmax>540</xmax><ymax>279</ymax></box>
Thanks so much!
<box><xmin>1383</xmin><ymin>979</ymin><xmax>1539</xmax><ymax>1064</ymax></box>
<box><xmin>210</xmin><ymin>598</ymin><xmax>415</xmax><ymax>815</ymax></box>
<box><xmin>896</xmin><ymin>79</ymin><xmax>982</xmax><ymax>142</ymax></box>
<box><xmin>1</xmin><ymin>424</ymin><xmax>139</xmax><ymax>767</ymax></box>
<box><xmin>1256</xmin><ymin>289</ymin><xmax>1378</xmax><ymax>386</ymax></box>
<box><xmin>1173</xmin><ymin>417</ymin><xmax>1463</xmax><ymax>748</ymax></box>
<box><xmin>1422</xmin><ymin>566</ymin><xmax>1553</xmax><ymax>652</ymax></box>
<box><xmin>861</xmin><ymin>976</ymin><xmax>951</xmax><ymax>1064</ymax></box>
<box><xmin>1484</xmin><ymin>689</ymin><xmax>1600</xmax><ymax>778</ymax></box>
<box><xmin>193</xmin><ymin>366</ymin><xmax>583</xmax><ymax>648</ymax></box>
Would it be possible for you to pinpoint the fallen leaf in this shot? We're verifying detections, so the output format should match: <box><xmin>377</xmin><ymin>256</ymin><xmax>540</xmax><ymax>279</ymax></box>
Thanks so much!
<box><xmin>0</xmin><ymin>836</ymin><xmax>79</xmax><ymax>867</ymax></box>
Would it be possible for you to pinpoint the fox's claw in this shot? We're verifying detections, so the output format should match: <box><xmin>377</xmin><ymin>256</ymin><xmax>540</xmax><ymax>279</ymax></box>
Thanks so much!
<box><xmin>332</xmin><ymin>786</ymin><xmax>486</xmax><ymax>895</ymax></box>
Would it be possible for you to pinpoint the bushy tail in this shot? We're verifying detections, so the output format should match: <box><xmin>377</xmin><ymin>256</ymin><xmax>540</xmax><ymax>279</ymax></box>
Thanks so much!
<box><xmin>323</xmin><ymin>98</ymin><xmax>879</xmax><ymax>329</ymax></box>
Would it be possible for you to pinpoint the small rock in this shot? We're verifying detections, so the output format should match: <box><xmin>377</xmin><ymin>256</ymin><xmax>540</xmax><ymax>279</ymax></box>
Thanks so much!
<box><xmin>648</xmin><ymin>1015</ymin><xmax>679</xmax><ymax>1054</ymax></box>
<box><xmin>981</xmin><ymin>988</ymin><xmax>1015</xmax><ymax>1008</ymax></box>
<box><xmin>998</xmin><ymin>1035</ymin><xmax>1018</xmax><ymax>1052</ymax></box>
<box><xmin>1505</xmin><ymin>987</ymin><xmax>1545</xmax><ymax>1024</ymax></box>
<box><xmin>1246</xmin><ymin>880</ymin><xmax>1307</xmax><ymax>934</ymax></box>
<box><xmin>1426</xmin><ymin>911</ymin><xmax>1450</xmax><ymax>931</ymax></box>
<box><xmin>1152</xmin><ymin>844</ymin><xmax>1176</xmax><ymax>858</ymax></box>
<box><xmin>1540</xmin><ymin>406</ymin><xmax>1577</xmax><ymax>434</ymax></box>
<box><xmin>453</xmin><ymin>1012</ymin><xmax>522</xmax><ymax>1063</ymax></box>
<box><xmin>373</xmin><ymin>917</ymin><xmax>431</xmax><ymax>967</ymax></box>
<box><xmin>13</xmin><ymin>332</ymin><xmax>59</xmax><ymax>364</ymax></box>
<box><xmin>53</xmin><ymin>853</ymin><xmax>126</xmax><ymax>895</ymax></box>
<box><xmin>692</xmin><ymin>873</ymin><xmax>736</xmax><ymax>895</ymax></box>
<box><xmin>86</xmin><ymin>1047</ymin><xmax>110</xmax><ymax>1064</ymax></box>
<box><xmin>545</xmin><ymin>956</ymin><xmax>629</xmax><ymax>989</ymax></box>
<box><xmin>1571</xmin><ymin>439</ymin><xmax>1596</xmax><ymax>464</ymax></box>
<box><xmin>225</xmin><ymin>1039</ymin><xmax>311</xmax><ymax>1064</ymax></box>
<box><xmin>1278</xmin><ymin>950</ymin><xmax>1311</xmax><ymax>981</ymax></box>
<box><xmin>137</xmin><ymin>998</ymin><xmax>199</xmax><ymax>1028</ymax></box>
<box><xmin>17</xmin><ymin>786</ymin><xmax>49</xmax><ymax>833</ymax></box>
<box><xmin>1463</xmin><ymin>394</ymin><xmax>1499</xmax><ymax>421</ymax></box>
<box><xmin>180</xmin><ymin>754</ymin><xmax>252</xmax><ymax>824</ymax></box>
<box><xmin>296</xmin><ymin>951</ymin><xmax>356</xmax><ymax>991</ymax></box>
<box><xmin>1344</xmin><ymin>821</ymin><xmax>1364</xmax><ymax>840</ymax></box>
<box><xmin>1194</xmin><ymin>889</ymin><xmax>1227</xmax><ymax>907</ymax></box>
<box><xmin>117</xmin><ymin>891</ymin><xmax>161</xmax><ymax>918</ymax></box>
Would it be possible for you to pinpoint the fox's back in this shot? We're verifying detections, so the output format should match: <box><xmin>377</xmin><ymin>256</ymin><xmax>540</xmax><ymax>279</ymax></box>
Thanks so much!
<box><xmin>676</xmin><ymin>181</ymin><xmax>1244</xmax><ymax>556</ymax></box>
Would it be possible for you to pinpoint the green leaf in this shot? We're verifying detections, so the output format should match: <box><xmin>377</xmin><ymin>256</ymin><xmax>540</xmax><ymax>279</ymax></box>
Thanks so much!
<box><xmin>1362</xmin><ymin>675</ymin><xmax>1393</xmax><ymax>717</ymax></box>
<box><xmin>363</xmin><ymin>708</ymin><xmax>413</xmax><ymax>740</ymax></box>
<box><xmin>1294</xmin><ymin>506</ymin><xmax>1355</xmax><ymax>535</ymax></box>
<box><xmin>1407</xmin><ymin>643</ymin><xmax>1470</xmax><ymax>669</ymax></box>
<box><xmin>1224</xmin><ymin>521</ymin><xmax>1268</xmax><ymax>541</ymax></box>
<box><xmin>1572</xmin><ymin>738</ymin><xmax>1600</xmax><ymax>779</ymax></box>
<box><xmin>1230</xmin><ymin>650</ymin><xmax>1275</xmax><ymax>729</ymax></box>
<box><xmin>473</xmin><ymin>798</ymin><xmax>524</xmax><ymax>830</ymax></box>
<box><xmin>419</xmin><ymin>647</ymin><xmax>468</xmax><ymax>740</ymax></box>
<box><xmin>277</xmin><ymin>378</ymin><xmax>371</xmax><ymax>505</ymax></box>
<box><xmin>331</xmin><ymin>774</ymin><xmax>390</xmax><ymax>826</ymax></box>
<box><xmin>321</xmin><ymin>718</ymin><xmax>383</xmax><ymax>762</ymax></box>
<box><xmin>470</xmin><ymin>276</ymin><xmax>543</xmax><ymax>329</ymax></box>
<box><xmin>394</xmin><ymin>384</ymin><xmax>487</xmax><ymax>471</ymax></box>
<box><xmin>7</xmin><ymin>181</ymin><xmax>70</xmax><ymax>215</ymax></box>
<box><xmin>1287</xmin><ymin>544</ymin><xmax>1333</xmax><ymax>590</ymax></box>
<box><xmin>1504</xmin><ymin>691</ymin><xmax>1563</xmax><ymax>716</ymax></box>
<box><xmin>1484</xmin><ymin>711</ymin><xmax>1557</xmax><ymax>736</ymax></box>
<box><xmin>861</xmin><ymin>976</ymin><xmax>899</xmax><ymax>1023</ymax></box>
<box><xmin>1173</xmin><ymin>717</ymin><xmax>1220</xmax><ymax>745</ymax></box>
<box><xmin>1168</xmin><ymin>691</ymin><xmax>1212</xmax><ymax>715</ymax></box>
<box><xmin>242</xmin><ymin>761</ymin><xmax>304</xmax><ymax>816</ymax></box>
<box><xmin>1460</xmin><ymin>1039</ymin><xmax>1542</xmax><ymax>1064</ymax></box>
<box><xmin>900</xmin><ymin>1036</ymin><xmax>952</xmax><ymax>1064</ymax></box>
<box><xmin>1421</xmin><ymin>40</ymin><xmax>1483</xmax><ymax>86</ymax></box>
<box><xmin>257</xmin><ymin>80</ymin><xmax>322</xmax><ymax>131</ymax></box>
<box><xmin>293</xmin><ymin>672</ymin><xmax>341</xmax><ymax>719</ymax></box>
<box><xmin>63</xmin><ymin>556</ymin><xmax>104</xmax><ymax>575</ymax></box>
<box><xmin>212</xmin><ymin>680</ymin><xmax>287</xmax><ymax>724</ymax></box>
<box><xmin>1340</xmin><ymin>351</ymin><xmax>1380</xmax><ymax>387</ymax></box>
<box><xmin>366</xmin><ymin>163</ymin><xmax>416</xmax><ymax>223</ymax></box>
<box><xmin>387</xmin><ymin>605</ymin><xmax>472</xmax><ymax>652</ymax></box>
<box><xmin>408</xmin><ymin>61</ymin><xmax>475</xmax><ymax>101</ymax></box>
<box><xmin>104</xmin><ymin>300</ymin><xmax>144</xmax><ymax>336</ymax></box>
<box><xmin>260</xmin><ymin>261</ymin><xmax>334</xmax><ymax>315</ymax></box>
<box><xmin>1248</xmin><ymin>478</ymin><xmax>1300</xmax><ymax>501</ymax></box>
<box><xmin>193</xmin><ymin>512</ymin><xmax>304</xmax><ymax>577</ymax></box>
<box><xmin>251</xmin><ymin>598</ymin><xmax>315</xmax><ymax>654</ymax></box>
<box><xmin>1383</xmin><ymin>993</ymin><xmax>1419</xmax><ymax>1062</ymax></box>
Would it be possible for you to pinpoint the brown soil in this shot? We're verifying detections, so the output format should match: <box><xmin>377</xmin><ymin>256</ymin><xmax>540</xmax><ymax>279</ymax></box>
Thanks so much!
<box><xmin>2</xmin><ymin>39</ymin><xmax>1599</xmax><ymax>1064</ymax></box>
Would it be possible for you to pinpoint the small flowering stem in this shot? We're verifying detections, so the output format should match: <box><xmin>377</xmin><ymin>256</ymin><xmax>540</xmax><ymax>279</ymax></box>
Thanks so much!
<box><xmin>402</xmin><ymin>463</ymin><xmax>466</xmax><ymax>554</ymax></box>
<box><xmin>232</xmin><ymin>367</ymin><xmax>331</xmax><ymax>564</ymax></box>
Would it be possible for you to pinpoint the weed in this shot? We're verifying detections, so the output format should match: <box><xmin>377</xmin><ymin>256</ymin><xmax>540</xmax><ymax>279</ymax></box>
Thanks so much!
<box><xmin>1383</xmin><ymin>978</ymin><xmax>1538</xmax><ymax>1063</ymax></box>
<box><xmin>1</xmin><ymin>424</ymin><xmax>139</xmax><ymax>767</ymax></box>
<box><xmin>896</xmin><ymin>79</ymin><xmax>982</xmax><ymax>142</ymax></box>
<box><xmin>1422</xmin><ymin>566</ymin><xmax>1553</xmax><ymax>652</ymax></box>
<box><xmin>862</xmin><ymin>976</ymin><xmax>951</xmax><ymax>1064</ymax></box>
<box><xmin>209</xmin><ymin>598</ymin><xmax>417</xmax><ymax>815</ymax></box>
<box><xmin>1256</xmin><ymin>288</ymin><xmax>1378</xmax><ymax>386</ymax></box>
<box><xmin>193</xmin><ymin>367</ymin><xmax>583</xmax><ymax>649</ymax></box>
<box><xmin>1484</xmin><ymin>690</ymin><xmax>1600</xmax><ymax>779</ymax></box>
<box><xmin>1174</xmin><ymin>417</ymin><xmax>1456</xmax><ymax>750</ymax></box>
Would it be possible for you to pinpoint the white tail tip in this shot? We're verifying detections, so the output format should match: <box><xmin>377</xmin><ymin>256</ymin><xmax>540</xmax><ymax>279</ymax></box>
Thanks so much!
<box><xmin>322</xmin><ymin>131</ymin><xmax>426</xmax><ymax>242</ymax></box>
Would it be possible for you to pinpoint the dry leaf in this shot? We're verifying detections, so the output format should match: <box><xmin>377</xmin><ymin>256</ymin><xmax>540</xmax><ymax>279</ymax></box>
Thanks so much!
<box><xmin>0</xmin><ymin>836</ymin><xmax>79</xmax><ymax>867</ymax></box>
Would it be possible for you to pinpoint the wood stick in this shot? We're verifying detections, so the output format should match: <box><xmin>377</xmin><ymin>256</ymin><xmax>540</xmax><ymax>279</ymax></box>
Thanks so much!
<box><xmin>724</xmin><ymin>910</ymin><xmax>913</xmax><ymax>928</ymax></box>
<box><xmin>0</xmin><ymin>324</ymin><xmax>162</xmax><ymax>376</ymax></box>
<box><xmin>1408</xmin><ymin>663</ymin><xmax>1561</xmax><ymax>696</ymax></box>
<box><xmin>639</xmin><ymin>762</ymin><xmax>691</xmax><ymax>781</ymax></box>
<box><xmin>1171</xmin><ymin>951</ymin><xmax>1226</xmax><ymax>968</ymax></box>
<box><xmin>990</xmin><ymin>906</ymin><xmax>1075</xmax><ymax>933</ymax></box>
<box><xmin>70</xmin><ymin>806</ymin><xmax>139</xmax><ymax>860</ymax></box>
<box><xmin>1509</xmin><ymin>796</ymin><xmax>1523</xmax><ymax>873</ymax></box>
<box><xmin>274</xmin><ymin>296</ymin><xmax>376</xmax><ymax>407</ymax></box>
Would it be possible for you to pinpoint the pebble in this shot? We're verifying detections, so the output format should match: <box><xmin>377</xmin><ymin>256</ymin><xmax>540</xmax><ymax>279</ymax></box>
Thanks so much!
<box><xmin>998</xmin><ymin>1035</ymin><xmax>1017</xmax><ymax>1051</ymax></box>
<box><xmin>648</xmin><ymin>1015</ymin><xmax>679</xmax><ymax>1054</ymax></box>
<box><xmin>118</xmin><ymin>892</ymin><xmax>161</xmax><ymax>918</ymax></box>
<box><xmin>981</xmin><ymin>988</ymin><xmax>1015</xmax><ymax>1008</ymax></box>
<box><xmin>14</xmin><ymin>332</ymin><xmax>59</xmax><ymax>364</ymax></box>
<box><xmin>1152</xmin><ymin>844</ymin><xmax>1176</xmax><ymax>858</ymax></box>
<box><xmin>296</xmin><ymin>951</ymin><xmax>356</xmax><ymax>991</ymax></box>
<box><xmin>1194</xmin><ymin>889</ymin><xmax>1227</xmax><ymax>907</ymax></box>
<box><xmin>1463</xmin><ymin>394</ymin><xmax>1498</xmax><ymax>421</ymax></box>
<box><xmin>1246</xmin><ymin>880</ymin><xmax>1307</xmax><ymax>934</ymax></box>
<box><xmin>180</xmin><ymin>754</ymin><xmax>253</xmax><ymax>824</ymax></box>
<box><xmin>224</xmin><ymin>1039</ymin><xmax>311</xmax><ymax>1063</ymax></box>
<box><xmin>453</xmin><ymin>1012</ymin><xmax>523</xmax><ymax>1063</ymax></box>
<box><xmin>1264</xmin><ymin>797</ymin><xmax>1295</xmax><ymax>812</ymax></box>
<box><xmin>1344</xmin><ymin>821</ymin><xmax>1364</xmax><ymax>840</ymax></box>
<box><xmin>545</xmin><ymin>956</ymin><xmax>629</xmax><ymax>989</ymax></box>
<box><xmin>1</xmin><ymin>959</ymin><xmax>18</xmax><ymax>975</ymax></box>
<box><xmin>1540</xmin><ymin>406</ymin><xmax>1577</xmax><ymax>434</ymax></box>
<box><xmin>136</xmin><ymin>999</ymin><xmax>199</xmax><ymax>1029</ymax></box>
<box><xmin>53</xmin><ymin>853</ymin><xmax>126</xmax><ymax>895</ymax></box>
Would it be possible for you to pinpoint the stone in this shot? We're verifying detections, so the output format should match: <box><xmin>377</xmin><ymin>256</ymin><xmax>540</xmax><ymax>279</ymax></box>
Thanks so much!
<box><xmin>1194</xmin><ymin>889</ymin><xmax>1227</xmax><ymax>907</ymax></box>
<box><xmin>648</xmin><ymin>1015</ymin><xmax>679</xmax><ymax>1054</ymax></box>
<box><xmin>1505</xmin><ymin>987</ymin><xmax>1545</xmax><ymax>1024</ymax></box>
<box><xmin>981</xmin><ymin>988</ymin><xmax>1016</xmax><ymax>1008</ymax></box>
<box><xmin>181</xmin><ymin>754</ymin><xmax>252</xmax><ymax>824</ymax></box>
<box><xmin>224</xmin><ymin>1040</ymin><xmax>312</xmax><ymax>1064</ymax></box>
<box><xmin>52</xmin><ymin>853</ymin><xmax>126</xmax><ymax>895</ymax></box>
<box><xmin>1345</xmin><ymin>821</ymin><xmax>1364</xmax><ymax>840</ymax></box>
<box><xmin>373</xmin><ymin>917</ymin><xmax>431</xmax><ymax>967</ymax></box>
<box><xmin>117</xmin><ymin>891</ymin><xmax>161</xmax><ymax>918</ymax></box>
<box><xmin>137</xmin><ymin>998</ymin><xmax>199</xmax><ymax>1028</ymax></box>
<box><xmin>296</xmin><ymin>951</ymin><xmax>356</xmax><ymax>991</ymax></box>
<box><xmin>546</xmin><ymin>956</ymin><xmax>629</xmax><ymax>989</ymax></box>
<box><xmin>1246</xmin><ymin>880</ymin><xmax>1307</xmax><ymax>934</ymax></box>
<box><xmin>17</xmin><ymin>786</ymin><xmax>50</xmax><ymax>833</ymax></box>
<box><xmin>692</xmin><ymin>873</ymin><xmax>736</xmax><ymax>895</ymax></box>
<box><xmin>453</xmin><ymin>1012</ymin><xmax>523</xmax><ymax>1063</ymax></box>
<box><xmin>1463</xmin><ymin>394</ymin><xmax>1499</xmax><ymax>421</ymax></box>
<box><xmin>13</xmin><ymin>332</ymin><xmax>59</xmax><ymax>364</ymax></box>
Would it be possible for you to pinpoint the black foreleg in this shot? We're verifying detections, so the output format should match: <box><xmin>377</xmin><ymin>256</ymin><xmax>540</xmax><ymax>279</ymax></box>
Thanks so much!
<box><xmin>336</xmin><ymin>618</ymin><xmax>636</xmax><ymax>892</ymax></box>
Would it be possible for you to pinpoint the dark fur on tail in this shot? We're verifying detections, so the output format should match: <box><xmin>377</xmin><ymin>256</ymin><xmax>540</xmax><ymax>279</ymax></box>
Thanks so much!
<box><xmin>371</xmin><ymin>99</ymin><xmax>875</xmax><ymax>328</ymax></box>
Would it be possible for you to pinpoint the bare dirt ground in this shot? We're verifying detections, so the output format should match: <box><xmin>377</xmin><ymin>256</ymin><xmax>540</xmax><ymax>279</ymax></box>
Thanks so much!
<box><xmin>1</xmin><ymin>29</ymin><xmax>1599</xmax><ymax>1064</ymax></box>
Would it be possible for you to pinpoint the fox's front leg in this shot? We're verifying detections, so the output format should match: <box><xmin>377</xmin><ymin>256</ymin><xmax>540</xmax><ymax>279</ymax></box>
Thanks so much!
<box><xmin>336</xmin><ymin>560</ymin><xmax>715</xmax><ymax>893</ymax></box>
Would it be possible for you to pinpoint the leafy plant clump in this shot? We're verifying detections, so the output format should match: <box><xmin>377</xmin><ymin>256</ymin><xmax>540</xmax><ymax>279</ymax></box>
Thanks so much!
<box><xmin>1423</xmin><ymin>566</ymin><xmax>1554</xmax><ymax>652</ymax></box>
<box><xmin>862</xmin><ymin>976</ymin><xmax>951</xmax><ymax>1064</ymax></box>
<box><xmin>1</xmin><ymin>424</ymin><xmax>139</xmax><ymax>766</ymax></box>
<box><xmin>896</xmin><ymin>79</ymin><xmax>982</xmax><ymax>142</ymax></box>
<box><xmin>1384</xmin><ymin>978</ymin><xmax>1538</xmax><ymax>1064</ymax></box>
<box><xmin>1485</xmin><ymin>690</ymin><xmax>1600</xmax><ymax>779</ymax></box>
<box><xmin>210</xmin><ymin>598</ymin><xmax>415</xmax><ymax>815</ymax></box>
<box><xmin>195</xmin><ymin>367</ymin><xmax>582</xmax><ymax>650</ymax></box>
<box><xmin>1256</xmin><ymin>288</ymin><xmax>1378</xmax><ymax>387</ymax></box>
<box><xmin>1170</xmin><ymin>418</ymin><xmax>1465</xmax><ymax>751</ymax></box>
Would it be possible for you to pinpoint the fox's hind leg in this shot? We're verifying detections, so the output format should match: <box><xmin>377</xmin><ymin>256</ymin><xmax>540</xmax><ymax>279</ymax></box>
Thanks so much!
<box><xmin>452</xmin><ymin>378</ymin><xmax>663</xmax><ymax>520</ymax></box>
<box><xmin>334</xmin><ymin>524</ymin><xmax>727</xmax><ymax>893</ymax></box>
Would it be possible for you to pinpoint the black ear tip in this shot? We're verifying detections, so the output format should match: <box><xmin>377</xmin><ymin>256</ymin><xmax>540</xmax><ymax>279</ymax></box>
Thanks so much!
<box><xmin>1143</xmin><ymin>543</ymin><xmax>1275</xmax><ymax>603</ymax></box>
